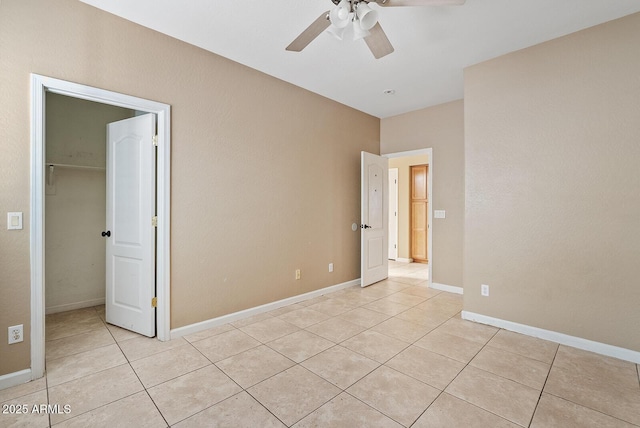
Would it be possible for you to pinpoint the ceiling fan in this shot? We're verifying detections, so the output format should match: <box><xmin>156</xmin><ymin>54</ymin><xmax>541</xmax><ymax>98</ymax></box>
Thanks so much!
<box><xmin>286</xmin><ymin>0</ymin><xmax>466</xmax><ymax>59</ymax></box>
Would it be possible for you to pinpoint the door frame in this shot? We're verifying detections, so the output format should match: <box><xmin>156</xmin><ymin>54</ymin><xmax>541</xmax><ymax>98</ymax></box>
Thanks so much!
<box><xmin>383</xmin><ymin>148</ymin><xmax>432</xmax><ymax>288</ymax></box>
<box><xmin>30</xmin><ymin>74</ymin><xmax>171</xmax><ymax>380</ymax></box>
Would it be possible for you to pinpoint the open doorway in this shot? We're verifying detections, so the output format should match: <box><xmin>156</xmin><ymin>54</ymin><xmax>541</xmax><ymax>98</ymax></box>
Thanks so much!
<box><xmin>30</xmin><ymin>75</ymin><xmax>171</xmax><ymax>381</ymax></box>
<box><xmin>384</xmin><ymin>149</ymin><xmax>432</xmax><ymax>286</ymax></box>
<box><xmin>45</xmin><ymin>93</ymin><xmax>136</xmax><ymax>315</ymax></box>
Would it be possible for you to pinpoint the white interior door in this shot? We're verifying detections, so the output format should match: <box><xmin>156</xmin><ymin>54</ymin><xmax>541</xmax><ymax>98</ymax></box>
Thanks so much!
<box><xmin>105</xmin><ymin>114</ymin><xmax>156</xmax><ymax>337</ymax></box>
<box><xmin>361</xmin><ymin>152</ymin><xmax>389</xmax><ymax>287</ymax></box>
<box><xmin>388</xmin><ymin>168</ymin><xmax>398</xmax><ymax>260</ymax></box>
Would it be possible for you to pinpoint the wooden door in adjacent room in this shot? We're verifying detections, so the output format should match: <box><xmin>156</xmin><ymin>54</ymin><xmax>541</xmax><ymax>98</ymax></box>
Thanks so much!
<box><xmin>410</xmin><ymin>164</ymin><xmax>428</xmax><ymax>263</ymax></box>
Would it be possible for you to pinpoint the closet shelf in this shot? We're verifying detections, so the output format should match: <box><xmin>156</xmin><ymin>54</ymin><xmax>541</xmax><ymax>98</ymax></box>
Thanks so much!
<box><xmin>47</xmin><ymin>163</ymin><xmax>105</xmax><ymax>171</ymax></box>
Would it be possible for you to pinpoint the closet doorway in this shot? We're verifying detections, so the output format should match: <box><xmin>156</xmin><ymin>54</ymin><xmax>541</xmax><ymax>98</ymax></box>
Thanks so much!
<box><xmin>45</xmin><ymin>95</ymin><xmax>158</xmax><ymax>336</ymax></box>
<box><xmin>30</xmin><ymin>74</ymin><xmax>171</xmax><ymax>380</ymax></box>
<box><xmin>45</xmin><ymin>93</ymin><xmax>136</xmax><ymax>315</ymax></box>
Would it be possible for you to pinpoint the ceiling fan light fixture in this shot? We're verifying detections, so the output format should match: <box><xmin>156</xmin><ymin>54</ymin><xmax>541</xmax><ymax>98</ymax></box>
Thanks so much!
<box><xmin>337</xmin><ymin>0</ymin><xmax>351</xmax><ymax>19</ymax></box>
<box><xmin>356</xmin><ymin>3</ymin><xmax>378</xmax><ymax>30</ymax></box>
<box><xmin>329</xmin><ymin>0</ymin><xmax>351</xmax><ymax>28</ymax></box>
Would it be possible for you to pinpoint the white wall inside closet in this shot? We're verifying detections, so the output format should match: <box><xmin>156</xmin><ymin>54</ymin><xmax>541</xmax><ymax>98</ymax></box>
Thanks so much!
<box><xmin>45</xmin><ymin>93</ymin><xmax>135</xmax><ymax>314</ymax></box>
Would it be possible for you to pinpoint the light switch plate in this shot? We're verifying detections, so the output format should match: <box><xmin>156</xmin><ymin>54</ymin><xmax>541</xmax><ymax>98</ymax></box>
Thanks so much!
<box><xmin>7</xmin><ymin>212</ymin><xmax>23</xmax><ymax>230</ymax></box>
<box><xmin>434</xmin><ymin>210</ymin><xmax>446</xmax><ymax>219</ymax></box>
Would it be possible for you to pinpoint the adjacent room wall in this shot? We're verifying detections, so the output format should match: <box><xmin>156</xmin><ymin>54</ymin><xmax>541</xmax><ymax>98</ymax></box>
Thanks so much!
<box><xmin>464</xmin><ymin>13</ymin><xmax>640</xmax><ymax>352</ymax></box>
<box><xmin>381</xmin><ymin>100</ymin><xmax>464</xmax><ymax>288</ymax></box>
<box><xmin>0</xmin><ymin>0</ymin><xmax>379</xmax><ymax>377</ymax></box>
<box><xmin>45</xmin><ymin>93</ymin><xmax>135</xmax><ymax>313</ymax></box>
<box><xmin>388</xmin><ymin>154</ymin><xmax>429</xmax><ymax>261</ymax></box>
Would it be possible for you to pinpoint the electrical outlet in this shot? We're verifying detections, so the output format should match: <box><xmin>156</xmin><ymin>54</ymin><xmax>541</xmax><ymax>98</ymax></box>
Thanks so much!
<box><xmin>328</xmin><ymin>263</ymin><xmax>334</xmax><ymax>273</ymax></box>
<box><xmin>481</xmin><ymin>284</ymin><xmax>490</xmax><ymax>297</ymax></box>
<box><xmin>295</xmin><ymin>269</ymin><xmax>301</xmax><ymax>280</ymax></box>
<box><xmin>8</xmin><ymin>324</ymin><xmax>23</xmax><ymax>344</ymax></box>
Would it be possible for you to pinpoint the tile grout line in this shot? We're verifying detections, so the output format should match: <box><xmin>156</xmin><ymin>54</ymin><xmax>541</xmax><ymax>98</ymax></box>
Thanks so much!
<box><xmin>341</xmin><ymin>305</ymin><xmax>469</xmax><ymax>427</ymax></box>
<box><xmin>100</xmin><ymin>308</ymin><xmax>174</xmax><ymax>426</ymax></box>
<box><xmin>45</xmin><ymin>373</ymin><xmax>51</xmax><ymax>428</ymax></box>
<box><xmin>539</xmin><ymin>391</ymin><xmax>640</xmax><ymax>428</ymax></box>
<box><xmin>168</xmin><ymin>341</ymin><xmax>247</xmax><ymax>427</ymax></box>
<box><xmin>184</xmin><ymin>329</ymin><xmax>314</xmax><ymax>427</ymax></box>
<box><xmin>343</xmin><ymin>389</ymin><xmax>409</xmax><ymax>427</ymax></box>
<box><xmin>45</xmin><ymin>308</ymin><xmax>147</xmax><ymax>426</ymax></box>
<box><xmin>242</xmin><ymin>388</ymin><xmax>290</xmax><ymax>427</ymax></box>
<box><xmin>96</xmin><ymin>307</ymin><xmax>173</xmax><ymax>427</ymax></box>
<box><xmin>406</xmin><ymin>325</ymin><xmax>522</xmax><ymax>428</ymax></box>
<box><xmin>526</xmin><ymin>339</ymin><xmax>561</xmax><ymax>427</ymax></box>
<box><xmin>187</xmin><ymin>335</ymin><xmax>325</xmax><ymax>427</ymax></box>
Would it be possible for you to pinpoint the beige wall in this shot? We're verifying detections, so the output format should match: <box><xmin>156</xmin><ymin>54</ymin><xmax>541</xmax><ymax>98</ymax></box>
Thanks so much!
<box><xmin>45</xmin><ymin>94</ymin><xmax>134</xmax><ymax>313</ymax></box>
<box><xmin>381</xmin><ymin>100</ymin><xmax>464</xmax><ymax>288</ymax></box>
<box><xmin>464</xmin><ymin>13</ymin><xmax>640</xmax><ymax>351</ymax></box>
<box><xmin>0</xmin><ymin>0</ymin><xmax>379</xmax><ymax>376</ymax></box>
<box><xmin>388</xmin><ymin>155</ymin><xmax>429</xmax><ymax>261</ymax></box>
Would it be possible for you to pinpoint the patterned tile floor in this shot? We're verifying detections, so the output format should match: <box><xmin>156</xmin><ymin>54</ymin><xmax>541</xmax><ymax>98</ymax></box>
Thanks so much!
<box><xmin>2</xmin><ymin>262</ymin><xmax>639</xmax><ymax>427</ymax></box>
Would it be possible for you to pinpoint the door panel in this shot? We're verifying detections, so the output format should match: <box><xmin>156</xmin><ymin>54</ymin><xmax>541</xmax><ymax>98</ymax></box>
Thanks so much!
<box><xmin>412</xmin><ymin>166</ymin><xmax>427</xmax><ymax>200</ymax></box>
<box><xmin>106</xmin><ymin>114</ymin><xmax>156</xmax><ymax>337</ymax></box>
<box><xmin>361</xmin><ymin>152</ymin><xmax>389</xmax><ymax>287</ymax></box>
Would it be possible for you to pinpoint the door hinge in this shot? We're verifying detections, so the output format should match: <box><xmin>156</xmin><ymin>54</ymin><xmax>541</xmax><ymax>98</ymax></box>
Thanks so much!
<box><xmin>151</xmin><ymin>297</ymin><xmax>157</xmax><ymax>308</ymax></box>
<box><xmin>153</xmin><ymin>135</ymin><xmax>158</xmax><ymax>147</ymax></box>
<box><xmin>152</xmin><ymin>216</ymin><xmax>158</xmax><ymax>227</ymax></box>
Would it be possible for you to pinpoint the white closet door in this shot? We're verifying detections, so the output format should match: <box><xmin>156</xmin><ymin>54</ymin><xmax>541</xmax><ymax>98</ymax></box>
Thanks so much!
<box><xmin>105</xmin><ymin>114</ymin><xmax>156</xmax><ymax>337</ymax></box>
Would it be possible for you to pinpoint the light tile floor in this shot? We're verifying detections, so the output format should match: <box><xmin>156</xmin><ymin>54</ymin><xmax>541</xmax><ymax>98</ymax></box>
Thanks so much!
<box><xmin>2</xmin><ymin>261</ymin><xmax>640</xmax><ymax>427</ymax></box>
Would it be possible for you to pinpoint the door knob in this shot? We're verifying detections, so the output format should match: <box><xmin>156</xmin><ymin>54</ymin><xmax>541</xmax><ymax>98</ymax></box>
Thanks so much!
<box><xmin>101</xmin><ymin>230</ymin><xmax>111</xmax><ymax>237</ymax></box>
<box><xmin>360</xmin><ymin>224</ymin><xmax>372</xmax><ymax>229</ymax></box>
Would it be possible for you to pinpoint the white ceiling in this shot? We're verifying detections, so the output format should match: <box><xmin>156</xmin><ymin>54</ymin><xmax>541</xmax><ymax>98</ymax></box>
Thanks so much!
<box><xmin>79</xmin><ymin>0</ymin><xmax>640</xmax><ymax>118</ymax></box>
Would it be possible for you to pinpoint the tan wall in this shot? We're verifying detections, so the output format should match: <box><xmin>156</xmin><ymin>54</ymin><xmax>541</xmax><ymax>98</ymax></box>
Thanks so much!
<box><xmin>464</xmin><ymin>13</ymin><xmax>640</xmax><ymax>351</ymax></box>
<box><xmin>381</xmin><ymin>100</ymin><xmax>464</xmax><ymax>288</ymax></box>
<box><xmin>0</xmin><ymin>0</ymin><xmax>379</xmax><ymax>376</ymax></box>
<box><xmin>45</xmin><ymin>94</ymin><xmax>134</xmax><ymax>313</ymax></box>
<box><xmin>388</xmin><ymin>155</ymin><xmax>429</xmax><ymax>261</ymax></box>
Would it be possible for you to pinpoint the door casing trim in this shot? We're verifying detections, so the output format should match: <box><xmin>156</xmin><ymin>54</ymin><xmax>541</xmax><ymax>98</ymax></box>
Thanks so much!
<box><xmin>30</xmin><ymin>74</ymin><xmax>171</xmax><ymax>380</ymax></box>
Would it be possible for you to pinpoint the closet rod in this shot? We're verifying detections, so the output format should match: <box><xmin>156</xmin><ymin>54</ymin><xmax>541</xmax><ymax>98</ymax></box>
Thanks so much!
<box><xmin>47</xmin><ymin>163</ymin><xmax>105</xmax><ymax>171</ymax></box>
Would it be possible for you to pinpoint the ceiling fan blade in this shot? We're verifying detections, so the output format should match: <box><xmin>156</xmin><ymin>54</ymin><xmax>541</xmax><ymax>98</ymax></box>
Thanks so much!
<box><xmin>286</xmin><ymin>11</ymin><xmax>331</xmax><ymax>52</ymax></box>
<box><xmin>373</xmin><ymin>0</ymin><xmax>465</xmax><ymax>6</ymax></box>
<box><xmin>364</xmin><ymin>23</ymin><xmax>394</xmax><ymax>59</ymax></box>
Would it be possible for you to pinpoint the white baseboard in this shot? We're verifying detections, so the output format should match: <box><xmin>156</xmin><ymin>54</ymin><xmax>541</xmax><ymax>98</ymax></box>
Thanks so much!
<box><xmin>0</xmin><ymin>369</ymin><xmax>32</xmax><ymax>391</ymax></box>
<box><xmin>46</xmin><ymin>298</ymin><xmax>105</xmax><ymax>315</ymax></box>
<box><xmin>462</xmin><ymin>311</ymin><xmax>640</xmax><ymax>364</ymax></box>
<box><xmin>395</xmin><ymin>258</ymin><xmax>413</xmax><ymax>263</ymax></box>
<box><xmin>430</xmin><ymin>282</ymin><xmax>463</xmax><ymax>295</ymax></box>
<box><xmin>171</xmin><ymin>278</ymin><xmax>361</xmax><ymax>339</ymax></box>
